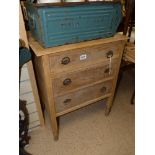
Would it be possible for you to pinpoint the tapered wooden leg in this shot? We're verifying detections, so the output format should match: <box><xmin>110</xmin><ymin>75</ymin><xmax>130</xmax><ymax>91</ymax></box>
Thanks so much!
<box><xmin>53</xmin><ymin>133</ymin><xmax>58</xmax><ymax>141</ymax></box>
<box><xmin>39</xmin><ymin>55</ymin><xmax>59</xmax><ymax>140</ymax></box>
<box><xmin>52</xmin><ymin>127</ymin><xmax>59</xmax><ymax>141</ymax></box>
<box><xmin>105</xmin><ymin>97</ymin><xmax>113</xmax><ymax>116</ymax></box>
<box><xmin>105</xmin><ymin>106</ymin><xmax>111</xmax><ymax>116</ymax></box>
<box><xmin>50</xmin><ymin>116</ymin><xmax>59</xmax><ymax>141</ymax></box>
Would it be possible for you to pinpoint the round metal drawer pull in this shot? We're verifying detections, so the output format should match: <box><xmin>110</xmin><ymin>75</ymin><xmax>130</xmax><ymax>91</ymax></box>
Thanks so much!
<box><xmin>61</xmin><ymin>57</ymin><xmax>70</xmax><ymax>65</ymax></box>
<box><xmin>100</xmin><ymin>87</ymin><xmax>107</xmax><ymax>93</ymax></box>
<box><xmin>63</xmin><ymin>99</ymin><xmax>72</xmax><ymax>105</ymax></box>
<box><xmin>63</xmin><ymin>78</ymin><xmax>72</xmax><ymax>86</ymax></box>
<box><xmin>106</xmin><ymin>50</ymin><xmax>113</xmax><ymax>58</ymax></box>
<box><xmin>104</xmin><ymin>68</ymin><xmax>110</xmax><ymax>74</ymax></box>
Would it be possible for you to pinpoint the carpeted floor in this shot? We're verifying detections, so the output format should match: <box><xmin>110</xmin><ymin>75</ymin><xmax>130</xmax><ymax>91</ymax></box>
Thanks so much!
<box><xmin>26</xmin><ymin>69</ymin><xmax>135</xmax><ymax>155</ymax></box>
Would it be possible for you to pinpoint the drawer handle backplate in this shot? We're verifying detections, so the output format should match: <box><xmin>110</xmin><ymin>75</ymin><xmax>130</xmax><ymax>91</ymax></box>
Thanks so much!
<box><xmin>100</xmin><ymin>87</ymin><xmax>107</xmax><ymax>93</ymax></box>
<box><xmin>63</xmin><ymin>99</ymin><xmax>72</xmax><ymax>105</ymax></box>
<box><xmin>106</xmin><ymin>50</ymin><xmax>113</xmax><ymax>58</ymax></box>
<box><xmin>63</xmin><ymin>78</ymin><xmax>72</xmax><ymax>86</ymax></box>
<box><xmin>61</xmin><ymin>57</ymin><xmax>70</xmax><ymax>65</ymax></box>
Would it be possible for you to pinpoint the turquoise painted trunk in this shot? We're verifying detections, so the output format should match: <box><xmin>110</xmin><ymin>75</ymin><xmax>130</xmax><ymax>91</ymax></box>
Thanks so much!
<box><xmin>25</xmin><ymin>2</ymin><xmax>122</xmax><ymax>48</ymax></box>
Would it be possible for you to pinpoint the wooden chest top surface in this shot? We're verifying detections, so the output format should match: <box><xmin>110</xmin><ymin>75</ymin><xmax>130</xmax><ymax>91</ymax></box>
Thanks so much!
<box><xmin>28</xmin><ymin>33</ymin><xmax>128</xmax><ymax>56</ymax></box>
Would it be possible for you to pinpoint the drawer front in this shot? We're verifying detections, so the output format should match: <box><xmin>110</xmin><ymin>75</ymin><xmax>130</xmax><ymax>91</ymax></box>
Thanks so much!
<box><xmin>49</xmin><ymin>42</ymin><xmax>121</xmax><ymax>74</ymax></box>
<box><xmin>55</xmin><ymin>80</ymin><xmax>112</xmax><ymax>113</ymax></box>
<box><xmin>53</xmin><ymin>59</ymin><xmax>118</xmax><ymax>96</ymax></box>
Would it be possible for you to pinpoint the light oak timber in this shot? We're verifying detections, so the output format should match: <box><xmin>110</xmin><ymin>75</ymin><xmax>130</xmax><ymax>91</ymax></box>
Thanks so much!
<box><xmin>49</xmin><ymin>42</ymin><xmax>120</xmax><ymax>74</ymax></box>
<box><xmin>29</xmin><ymin>33</ymin><xmax>128</xmax><ymax>140</ymax></box>
<box><xmin>52</xmin><ymin>59</ymin><xmax>118</xmax><ymax>96</ymax></box>
<box><xmin>33</xmin><ymin>55</ymin><xmax>58</xmax><ymax>140</ymax></box>
<box><xmin>56</xmin><ymin>94</ymin><xmax>111</xmax><ymax>117</ymax></box>
<box><xmin>105</xmin><ymin>40</ymin><xmax>126</xmax><ymax>115</ymax></box>
<box><xmin>28</xmin><ymin>33</ymin><xmax>128</xmax><ymax>56</ymax></box>
<box><xmin>54</xmin><ymin>77</ymin><xmax>114</xmax><ymax>98</ymax></box>
<box><xmin>55</xmin><ymin>80</ymin><xmax>112</xmax><ymax>113</ymax></box>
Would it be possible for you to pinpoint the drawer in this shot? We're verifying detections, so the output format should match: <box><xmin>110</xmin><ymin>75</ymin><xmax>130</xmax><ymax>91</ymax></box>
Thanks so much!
<box><xmin>54</xmin><ymin>80</ymin><xmax>112</xmax><ymax>114</ymax></box>
<box><xmin>53</xmin><ymin>59</ymin><xmax>118</xmax><ymax>96</ymax></box>
<box><xmin>49</xmin><ymin>42</ymin><xmax>121</xmax><ymax>74</ymax></box>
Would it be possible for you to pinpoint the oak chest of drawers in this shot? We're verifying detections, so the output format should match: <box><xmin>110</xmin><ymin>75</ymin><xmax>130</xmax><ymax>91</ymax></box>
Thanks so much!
<box><xmin>29</xmin><ymin>34</ymin><xmax>127</xmax><ymax>140</ymax></box>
